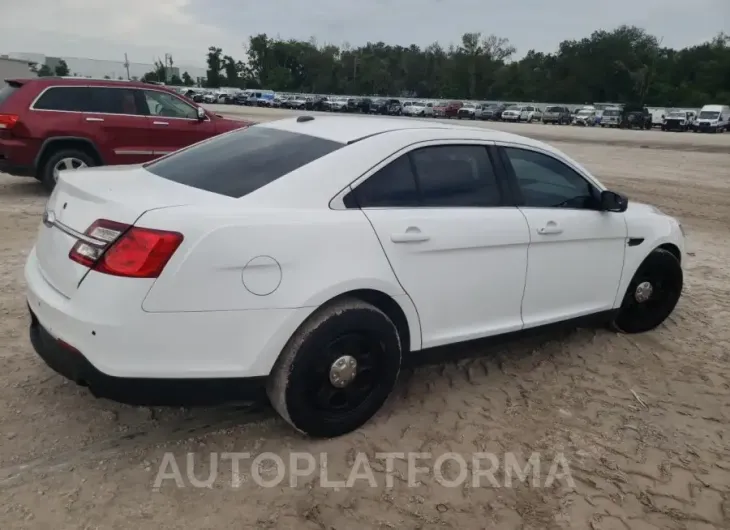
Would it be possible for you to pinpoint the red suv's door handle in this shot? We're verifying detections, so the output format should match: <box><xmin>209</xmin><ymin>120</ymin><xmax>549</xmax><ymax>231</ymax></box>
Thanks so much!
<box><xmin>85</xmin><ymin>117</ymin><xmax>104</xmax><ymax>122</ymax></box>
<box><xmin>152</xmin><ymin>121</ymin><xmax>169</xmax><ymax>126</ymax></box>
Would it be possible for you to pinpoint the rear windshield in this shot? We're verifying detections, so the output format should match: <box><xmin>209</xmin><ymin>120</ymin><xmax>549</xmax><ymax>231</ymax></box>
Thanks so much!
<box><xmin>144</xmin><ymin>127</ymin><xmax>344</xmax><ymax>198</ymax></box>
<box><xmin>0</xmin><ymin>82</ymin><xmax>19</xmax><ymax>107</ymax></box>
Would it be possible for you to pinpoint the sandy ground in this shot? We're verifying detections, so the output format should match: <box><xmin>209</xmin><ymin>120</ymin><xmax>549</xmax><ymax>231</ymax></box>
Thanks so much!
<box><xmin>0</xmin><ymin>111</ymin><xmax>729</xmax><ymax>529</ymax></box>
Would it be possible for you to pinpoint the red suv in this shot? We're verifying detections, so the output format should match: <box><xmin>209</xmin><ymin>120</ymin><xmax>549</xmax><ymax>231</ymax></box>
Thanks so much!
<box><xmin>0</xmin><ymin>78</ymin><xmax>253</xmax><ymax>190</ymax></box>
<box><xmin>444</xmin><ymin>101</ymin><xmax>464</xmax><ymax>118</ymax></box>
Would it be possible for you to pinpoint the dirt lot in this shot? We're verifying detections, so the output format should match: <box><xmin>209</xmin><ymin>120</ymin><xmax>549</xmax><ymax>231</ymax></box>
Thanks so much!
<box><xmin>0</xmin><ymin>114</ymin><xmax>729</xmax><ymax>529</ymax></box>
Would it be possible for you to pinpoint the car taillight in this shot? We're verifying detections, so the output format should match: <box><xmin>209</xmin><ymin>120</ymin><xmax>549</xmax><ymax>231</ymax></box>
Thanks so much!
<box><xmin>0</xmin><ymin>114</ymin><xmax>19</xmax><ymax>130</ymax></box>
<box><xmin>69</xmin><ymin>219</ymin><xmax>183</xmax><ymax>278</ymax></box>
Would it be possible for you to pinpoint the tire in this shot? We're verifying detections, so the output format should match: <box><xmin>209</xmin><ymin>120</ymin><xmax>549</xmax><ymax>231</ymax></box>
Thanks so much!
<box><xmin>267</xmin><ymin>298</ymin><xmax>402</xmax><ymax>438</ymax></box>
<box><xmin>39</xmin><ymin>148</ymin><xmax>96</xmax><ymax>192</ymax></box>
<box><xmin>611</xmin><ymin>248</ymin><xmax>683</xmax><ymax>334</ymax></box>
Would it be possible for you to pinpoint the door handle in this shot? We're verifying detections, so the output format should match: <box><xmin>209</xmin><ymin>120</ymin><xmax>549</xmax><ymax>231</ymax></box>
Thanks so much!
<box><xmin>391</xmin><ymin>228</ymin><xmax>430</xmax><ymax>243</ymax></box>
<box><xmin>85</xmin><ymin>117</ymin><xmax>104</xmax><ymax>122</ymax></box>
<box><xmin>153</xmin><ymin>121</ymin><xmax>169</xmax><ymax>126</ymax></box>
<box><xmin>537</xmin><ymin>221</ymin><xmax>562</xmax><ymax>235</ymax></box>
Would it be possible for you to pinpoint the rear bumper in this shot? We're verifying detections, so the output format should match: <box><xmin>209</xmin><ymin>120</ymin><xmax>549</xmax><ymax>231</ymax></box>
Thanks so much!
<box><xmin>25</xmin><ymin>246</ymin><xmax>312</xmax><ymax>381</ymax></box>
<box><xmin>29</xmin><ymin>309</ymin><xmax>266</xmax><ymax>406</ymax></box>
<box><xmin>0</xmin><ymin>158</ymin><xmax>34</xmax><ymax>177</ymax></box>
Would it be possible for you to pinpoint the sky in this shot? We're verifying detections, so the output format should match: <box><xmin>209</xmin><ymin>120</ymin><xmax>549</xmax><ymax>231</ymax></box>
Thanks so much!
<box><xmin>0</xmin><ymin>0</ymin><xmax>727</xmax><ymax>68</ymax></box>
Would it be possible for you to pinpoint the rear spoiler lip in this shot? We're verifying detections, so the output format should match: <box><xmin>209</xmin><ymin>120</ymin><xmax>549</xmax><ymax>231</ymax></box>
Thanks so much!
<box><xmin>4</xmin><ymin>79</ymin><xmax>29</xmax><ymax>88</ymax></box>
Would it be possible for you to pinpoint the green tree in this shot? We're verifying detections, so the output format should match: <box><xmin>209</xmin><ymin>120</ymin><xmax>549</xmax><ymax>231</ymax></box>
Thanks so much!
<box><xmin>36</xmin><ymin>64</ymin><xmax>53</xmax><ymax>77</ymax></box>
<box><xmin>201</xmin><ymin>27</ymin><xmax>730</xmax><ymax>106</ymax></box>
<box><xmin>54</xmin><ymin>60</ymin><xmax>70</xmax><ymax>76</ymax></box>
<box><xmin>206</xmin><ymin>47</ymin><xmax>223</xmax><ymax>88</ymax></box>
<box><xmin>182</xmin><ymin>71</ymin><xmax>195</xmax><ymax>86</ymax></box>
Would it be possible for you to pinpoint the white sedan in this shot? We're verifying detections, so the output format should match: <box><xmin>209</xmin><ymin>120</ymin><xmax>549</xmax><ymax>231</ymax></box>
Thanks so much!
<box><xmin>26</xmin><ymin>116</ymin><xmax>685</xmax><ymax>438</ymax></box>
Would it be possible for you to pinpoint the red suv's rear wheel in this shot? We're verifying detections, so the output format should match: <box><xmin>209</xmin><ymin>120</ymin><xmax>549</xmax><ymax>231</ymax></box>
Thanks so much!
<box><xmin>40</xmin><ymin>149</ymin><xmax>96</xmax><ymax>192</ymax></box>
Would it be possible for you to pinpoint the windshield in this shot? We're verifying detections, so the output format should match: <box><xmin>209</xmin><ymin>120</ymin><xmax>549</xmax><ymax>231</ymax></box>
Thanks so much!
<box><xmin>463</xmin><ymin>104</ymin><xmax>476</xmax><ymax>108</ymax></box>
<box><xmin>668</xmin><ymin>112</ymin><xmax>685</xmax><ymax>118</ymax></box>
<box><xmin>545</xmin><ymin>106</ymin><xmax>562</xmax><ymax>112</ymax></box>
<box><xmin>577</xmin><ymin>110</ymin><xmax>593</xmax><ymax>116</ymax></box>
<box><xmin>699</xmin><ymin>111</ymin><xmax>720</xmax><ymax>119</ymax></box>
<box><xmin>603</xmin><ymin>109</ymin><xmax>620</xmax><ymax>116</ymax></box>
<box><xmin>145</xmin><ymin>127</ymin><xmax>344</xmax><ymax>198</ymax></box>
<box><xmin>0</xmin><ymin>82</ymin><xmax>18</xmax><ymax>107</ymax></box>
<box><xmin>507</xmin><ymin>105</ymin><xmax>521</xmax><ymax>110</ymax></box>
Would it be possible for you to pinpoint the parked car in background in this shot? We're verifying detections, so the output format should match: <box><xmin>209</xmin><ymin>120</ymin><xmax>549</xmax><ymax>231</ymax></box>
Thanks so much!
<box><xmin>433</xmin><ymin>101</ymin><xmax>448</xmax><ymax>117</ymax></box>
<box><xmin>387</xmin><ymin>99</ymin><xmax>403</xmax><ymax>116</ymax></box>
<box><xmin>601</xmin><ymin>107</ymin><xmax>622</xmax><ymax>127</ymax></box>
<box><xmin>408</xmin><ymin>101</ymin><xmax>434</xmax><ymax>117</ymax></box>
<box><xmin>329</xmin><ymin>97</ymin><xmax>349</xmax><ymax>112</ymax></box>
<box><xmin>401</xmin><ymin>101</ymin><xmax>417</xmax><ymax>116</ymax></box>
<box><xmin>306</xmin><ymin>96</ymin><xmax>329</xmax><ymax>112</ymax></box>
<box><xmin>619</xmin><ymin>105</ymin><xmax>652</xmax><ymax>130</ymax></box>
<box><xmin>457</xmin><ymin>102</ymin><xmax>479</xmax><ymax>119</ymax></box>
<box><xmin>662</xmin><ymin>110</ymin><xmax>696</xmax><ymax>131</ymax></box>
<box><xmin>479</xmin><ymin>104</ymin><xmax>506</xmax><ymax>121</ymax></box>
<box><xmin>519</xmin><ymin>105</ymin><xmax>542</xmax><ymax>122</ymax></box>
<box><xmin>0</xmin><ymin>78</ymin><xmax>252</xmax><ymax>191</ymax></box>
<box><xmin>443</xmin><ymin>101</ymin><xmax>463</xmax><ymax>118</ymax></box>
<box><xmin>694</xmin><ymin>104</ymin><xmax>729</xmax><ymax>133</ymax></box>
<box><xmin>541</xmin><ymin>106</ymin><xmax>572</xmax><ymax>125</ymax></box>
<box><xmin>649</xmin><ymin>108</ymin><xmax>667</xmax><ymax>129</ymax></box>
<box><xmin>573</xmin><ymin>108</ymin><xmax>598</xmax><ymax>126</ymax></box>
<box><xmin>501</xmin><ymin>105</ymin><xmax>523</xmax><ymax>122</ymax></box>
<box><xmin>25</xmin><ymin>115</ymin><xmax>685</xmax><ymax>438</ymax></box>
<box><xmin>370</xmin><ymin>99</ymin><xmax>390</xmax><ymax>115</ymax></box>
<box><xmin>286</xmin><ymin>95</ymin><xmax>308</xmax><ymax>110</ymax></box>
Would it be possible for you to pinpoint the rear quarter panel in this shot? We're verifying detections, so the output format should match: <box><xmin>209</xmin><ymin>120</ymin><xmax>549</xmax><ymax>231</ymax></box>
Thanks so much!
<box><xmin>138</xmin><ymin>206</ymin><xmax>408</xmax><ymax>311</ymax></box>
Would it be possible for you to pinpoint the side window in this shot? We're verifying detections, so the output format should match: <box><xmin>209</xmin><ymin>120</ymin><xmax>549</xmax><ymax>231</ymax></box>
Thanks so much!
<box><xmin>143</xmin><ymin>90</ymin><xmax>197</xmax><ymax>119</ymax></box>
<box><xmin>33</xmin><ymin>87</ymin><xmax>91</xmax><ymax>112</ymax></box>
<box><xmin>503</xmin><ymin>147</ymin><xmax>598</xmax><ymax>209</ymax></box>
<box><xmin>350</xmin><ymin>155</ymin><xmax>419</xmax><ymax>208</ymax></box>
<box><xmin>87</xmin><ymin>87</ymin><xmax>142</xmax><ymax>115</ymax></box>
<box><xmin>410</xmin><ymin>145</ymin><xmax>501</xmax><ymax>207</ymax></box>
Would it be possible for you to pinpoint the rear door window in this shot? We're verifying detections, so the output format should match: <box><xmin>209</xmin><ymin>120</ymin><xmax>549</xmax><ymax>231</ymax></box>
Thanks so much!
<box><xmin>144</xmin><ymin>126</ymin><xmax>344</xmax><ymax>198</ymax></box>
<box><xmin>32</xmin><ymin>86</ymin><xmax>92</xmax><ymax>112</ymax></box>
<box><xmin>87</xmin><ymin>87</ymin><xmax>143</xmax><ymax>115</ymax></box>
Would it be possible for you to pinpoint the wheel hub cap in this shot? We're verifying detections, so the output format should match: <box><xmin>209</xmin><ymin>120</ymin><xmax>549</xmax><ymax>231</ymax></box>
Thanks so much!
<box><xmin>329</xmin><ymin>355</ymin><xmax>357</xmax><ymax>388</ymax></box>
<box><xmin>53</xmin><ymin>158</ymin><xmax>88</xmax><ymax>182</ymax></box>
<box><xmin>635</xmin><ymin>281</ymin><xmax>653</xmax><ymax>303</ymax></box>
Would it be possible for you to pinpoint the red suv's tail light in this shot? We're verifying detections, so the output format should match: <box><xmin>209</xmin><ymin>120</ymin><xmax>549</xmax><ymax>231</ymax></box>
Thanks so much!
<box><xmin>69</xmin><ymin>219</ymin><xmax>183</xmax><ymax>278</ymax></box>
<box><xmin>0</xmin><ymin>114</ymin><xmax>19</xmax><ymax>130</ymax></box>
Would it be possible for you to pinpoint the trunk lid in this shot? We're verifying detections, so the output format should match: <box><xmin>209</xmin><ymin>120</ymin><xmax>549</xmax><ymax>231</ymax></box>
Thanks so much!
<box><xmin>34</xmin><ymin>164</ymin><xmax>230</xmax><ymax>298</ymax></box>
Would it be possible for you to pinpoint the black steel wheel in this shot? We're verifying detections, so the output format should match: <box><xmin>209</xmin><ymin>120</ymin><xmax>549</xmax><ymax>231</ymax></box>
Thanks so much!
<box><xmin>268</xmin><ymin>298</ymin><xmax>402</xmax><ymax>437</ymax></box>
<box><xmin>612</xmin><ymin>249</ymin><xmax>683</xmax><ymax>334</ymax></box>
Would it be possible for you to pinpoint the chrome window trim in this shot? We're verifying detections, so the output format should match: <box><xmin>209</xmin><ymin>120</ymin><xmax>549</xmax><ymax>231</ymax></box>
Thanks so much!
<box><xmin>28</xmin><ymin>85</ymin><xmax>210</xmax><ymax>122</ymax></box>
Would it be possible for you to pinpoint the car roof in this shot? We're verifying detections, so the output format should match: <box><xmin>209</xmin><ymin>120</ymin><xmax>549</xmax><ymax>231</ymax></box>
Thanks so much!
<box><xmin>258</xmin><ymin>115</ymin><xmax>545</xmax><ymax>147</ymax></box>
<box><xmin>6</xmin><ymin>77</ymin><xmax>175</xmax><ymax>91</ymax></box>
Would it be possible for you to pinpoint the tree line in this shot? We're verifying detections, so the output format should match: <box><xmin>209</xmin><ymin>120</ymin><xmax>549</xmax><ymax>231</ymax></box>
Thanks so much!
<box><xmin>201</xmin><ymin>26</ymin><xmax>729</xmax><ymax>108</ymax></box>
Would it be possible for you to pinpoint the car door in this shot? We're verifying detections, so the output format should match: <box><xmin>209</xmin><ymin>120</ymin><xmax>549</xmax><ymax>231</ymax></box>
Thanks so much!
<box><xmin>348</xmin><ymin>142</ymin><xmax>530</xmax><ymax>349</ymax></box>
<box><xmin>497</xmin><ymin>144</ymin><xmax>627</xmax><ymax>328</ymax></box>
<box><xmin>141</xmin><ymin>89</ymin><xmax>216</xmax><ymax>157</ymax></box>
<box><xmin>82</xmin><ymin>86</ymin><xmax>154</xmax><ymax>165</ymax></box>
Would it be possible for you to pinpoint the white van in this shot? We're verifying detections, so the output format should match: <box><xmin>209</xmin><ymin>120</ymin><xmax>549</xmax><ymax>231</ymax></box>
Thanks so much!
<box><xmin>694</xmin><ymin>104</ymin><xmax>729</xmax><ymax>133</ymax></box>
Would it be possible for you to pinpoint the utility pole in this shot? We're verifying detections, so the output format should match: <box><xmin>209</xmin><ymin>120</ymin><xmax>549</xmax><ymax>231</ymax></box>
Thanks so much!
<box><xmin>123</xmin><ymin>53</ymin><xmax>130</xmax><ymax>80</ymax></box>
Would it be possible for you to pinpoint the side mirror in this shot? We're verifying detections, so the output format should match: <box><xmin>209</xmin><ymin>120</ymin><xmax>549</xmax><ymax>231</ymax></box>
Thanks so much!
<box><xmin>196</xmin><ymin>107</ymin><xmax>206</xmax><ymax>121</ymax></box>
<box><xmin>600</xmin><ymin>190</ymin><xmax>628</xmax><ymax>212</ymax></box>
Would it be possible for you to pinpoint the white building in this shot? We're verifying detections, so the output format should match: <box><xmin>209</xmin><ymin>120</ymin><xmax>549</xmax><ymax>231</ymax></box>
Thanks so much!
<box><xmin>7</xmin><ymin>53</ymin><xmax>206</xmax><ymax>84</ymax></box>
<box><xmin>0</xmin><ymin>55</ymin><xmax>37</xmax><ymax>80</ymax></box>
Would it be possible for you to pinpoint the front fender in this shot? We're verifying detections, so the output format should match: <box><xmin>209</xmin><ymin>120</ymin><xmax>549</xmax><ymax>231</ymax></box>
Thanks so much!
<box><xmin>613</xmin><ymin>209</ymin><xmax>685</xmax><ymax>307</ymax></box>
